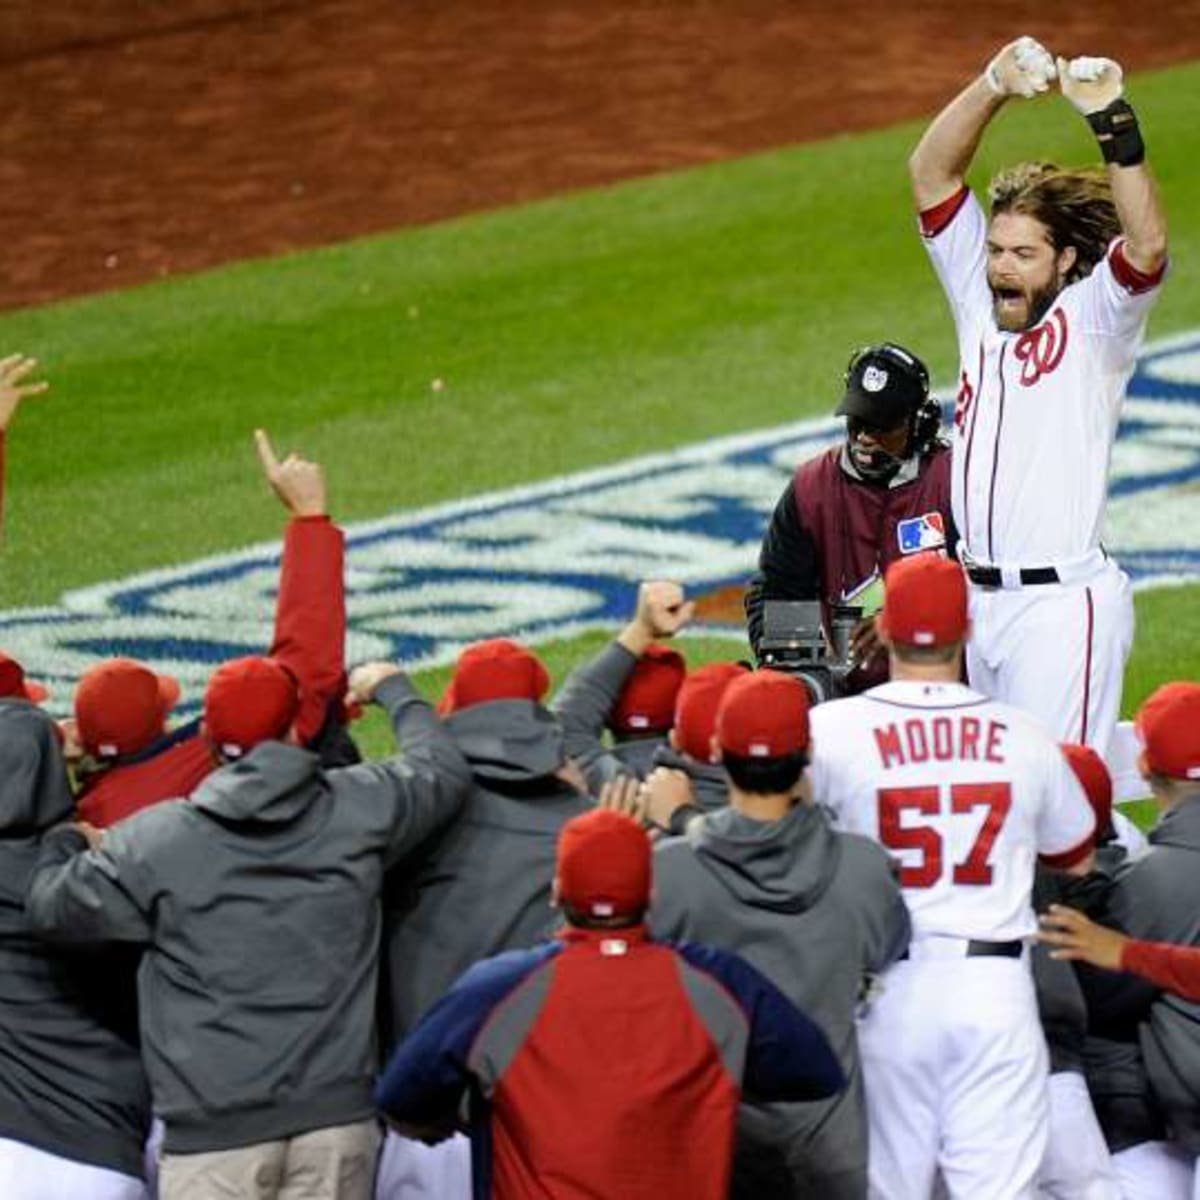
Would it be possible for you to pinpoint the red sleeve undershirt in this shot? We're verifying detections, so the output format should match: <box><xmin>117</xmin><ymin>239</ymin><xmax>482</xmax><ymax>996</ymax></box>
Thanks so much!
<box><xmin>268</xmin><ymin>515</ymin><xmax>347</xmax><ymax>745</ymax></box>
<box><xmin>918</xmin><ymin>185</ymin><xmax>969</xmax><ymax>238</ymax></box>
<box><xmin>1122</xmin><ymin>939</ymin><xmax>1200</xmax><ymax>1003</ymax></box>
<box><xmin>1108</xmin><ymin>239</ymin><xmax>1168</xmax><ymax>295</ymax></box>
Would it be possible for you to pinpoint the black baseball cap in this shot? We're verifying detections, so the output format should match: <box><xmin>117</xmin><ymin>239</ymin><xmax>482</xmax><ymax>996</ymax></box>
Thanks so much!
<box><xmin>836</xmin><ymin>344</ymin><xmax>929</xmax><ymax>430</ymax></box>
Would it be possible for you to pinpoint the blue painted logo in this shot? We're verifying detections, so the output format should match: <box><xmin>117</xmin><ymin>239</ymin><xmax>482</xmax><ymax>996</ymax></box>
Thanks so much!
<box><xmin>3</xmin><ymin>329</ymin><xmax>1199</xmax><ymax>717</ymax></box>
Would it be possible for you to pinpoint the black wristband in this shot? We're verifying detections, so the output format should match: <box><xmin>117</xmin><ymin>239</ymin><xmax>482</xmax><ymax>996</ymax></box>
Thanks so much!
<box><xmin>1086</xmin><ymin>98</ymin><xmax>1145</xmax><ymax>167</ymax></box>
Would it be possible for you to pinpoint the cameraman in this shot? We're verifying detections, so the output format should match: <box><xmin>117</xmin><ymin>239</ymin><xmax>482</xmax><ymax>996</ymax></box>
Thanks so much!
<box><xmin>745</xmin><ymin>343</ymin><xmax>955</xmax><ymax>692</ymax></box>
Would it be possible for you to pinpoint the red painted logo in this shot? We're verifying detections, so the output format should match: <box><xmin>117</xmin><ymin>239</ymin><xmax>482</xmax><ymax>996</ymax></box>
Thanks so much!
<box><xmin>1014</xmin><ymin>306</ymin><xmax>1069</xmax><ymax>386</ymax></box>
<box><xmin>954</xmin><ymin>369</ymin><xmax>974</xmax><ymax>432</ymax></box>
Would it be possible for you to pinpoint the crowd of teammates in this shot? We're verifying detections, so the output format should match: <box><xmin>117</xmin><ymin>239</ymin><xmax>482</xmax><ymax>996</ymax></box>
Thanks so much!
<box><xmin>0</xmin><ymin>31</ymin><xmax>1197</xmax><ymax>1200</ymax></box>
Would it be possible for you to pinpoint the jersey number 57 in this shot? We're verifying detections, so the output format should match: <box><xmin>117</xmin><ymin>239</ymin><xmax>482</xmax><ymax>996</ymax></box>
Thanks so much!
<box><xmin>878</xmin><ymin>783</ymin><xmax>1012</xmax><ymax>888</ymax></box>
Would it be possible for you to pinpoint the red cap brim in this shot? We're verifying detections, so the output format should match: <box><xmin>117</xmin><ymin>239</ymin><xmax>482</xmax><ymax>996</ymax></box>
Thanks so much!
<box><xmin>157</xmin><ymin>674</ymin><xmax>182</xmax><ymax>713</ymax></box>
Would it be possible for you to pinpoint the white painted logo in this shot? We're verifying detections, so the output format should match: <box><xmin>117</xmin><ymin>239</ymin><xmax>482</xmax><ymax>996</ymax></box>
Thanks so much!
<box><xmin>2</xmin><ymin>330</ymin><xmax>1199</xmax><ymax>718</ymax></box>
<box><xmin>862</xmin><ymin>365</ymin><xmax>889</xmax><ymax>392</ymax></box>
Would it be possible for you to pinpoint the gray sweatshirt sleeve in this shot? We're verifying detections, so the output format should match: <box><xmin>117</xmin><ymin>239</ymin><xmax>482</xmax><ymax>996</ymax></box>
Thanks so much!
<box><xmin>337</xmin><ymin>673</ymin><xmax>472</xmax><ymax>866</ymax></box>
<box><xmin>551</xmin><ymin>640</ymin><xmax>640</xmax><ymax>792</ymax></box>
<box><xmin>26</xmin><ymin>825</ymin><xmax>154</xmax><ymax>946</ymax></box>
<box><xmin>646</xmin><ymin>841</ymin><xmax>693</xmax><ymax>941</ymax></box>
<box><xmin>852</xmin><ymin>840</ymin><xmax>912</xmax><ymax>973</ymax></box>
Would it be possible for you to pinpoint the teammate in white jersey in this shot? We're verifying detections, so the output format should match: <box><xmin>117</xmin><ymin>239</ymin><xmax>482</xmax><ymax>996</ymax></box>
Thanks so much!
<box><xmin>908</xmin><ymin>37</ymin><xmax>1168</xmax><ymax>756</ymax></box>
<box><xmin>810</xmin><ymin>553</ymin><xmax>1097</xmax><ymax>1199</ymax></box>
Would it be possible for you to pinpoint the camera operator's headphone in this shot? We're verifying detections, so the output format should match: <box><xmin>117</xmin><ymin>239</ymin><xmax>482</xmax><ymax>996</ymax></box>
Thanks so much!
<box><xmin>843</xmin><ymin>342</ymin><xmax>942</xmax><ymax>456</ymax></box>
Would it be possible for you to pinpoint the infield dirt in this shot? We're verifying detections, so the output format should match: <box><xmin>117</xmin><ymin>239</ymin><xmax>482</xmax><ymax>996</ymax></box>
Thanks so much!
<box><xmin>6</xmin><ymin>0</ymin><xmax>1198</xmax><ymax>311</ymax></box>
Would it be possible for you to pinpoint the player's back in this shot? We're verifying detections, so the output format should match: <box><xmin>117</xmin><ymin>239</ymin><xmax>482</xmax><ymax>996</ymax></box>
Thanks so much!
<box><xmin>810</xmin><ymin>681</ymin><xmax>1094</xmax><ymax>943</ymax></box>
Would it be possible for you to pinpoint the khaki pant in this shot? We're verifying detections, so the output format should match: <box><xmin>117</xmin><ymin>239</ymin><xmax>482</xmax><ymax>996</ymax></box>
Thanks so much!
<box><xmin>160</xmin><ymin>1120</ymin><xmax>380</xmax><ymax>1200</ymax></box>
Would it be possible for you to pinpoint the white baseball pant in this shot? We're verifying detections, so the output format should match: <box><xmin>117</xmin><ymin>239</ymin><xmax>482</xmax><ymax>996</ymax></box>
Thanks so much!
<box><xmin>967</xmin><ymin>559</ymin><xmax>1133</xmax><ymax>758</ymax></box>
<box><xmin>1111</xmin><ymin>1140</ymin><xmax>1193</xmax><ymax>1199</ymax></box>
<box><xmin>0</xmin><ymin>1137</ymin><xmax>147</xmax><ymax>1200</ymax></box>
<box><xmin>145</xmin><ymin>1117</ymin><xmax>163</xmax><ymax>1200</ymax></box>
<box><xmin>858</xmin><ymin>951</ymin><xmax>1048</xmax><ymax>1200</ymax></box>
<box><xmin>374</xmin><ymin>1131</ymin><xmax>471</xmax><ymax>1200</ymax></box>
<box><xmin>1037</xmin><ymin>1070</ymin><xmax>1120</xmax><ymax>1198</ymax></box>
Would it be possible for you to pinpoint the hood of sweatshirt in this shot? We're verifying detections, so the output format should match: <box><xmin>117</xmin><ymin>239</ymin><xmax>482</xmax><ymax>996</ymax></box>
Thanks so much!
<box><xmin>189</xmin><ymin>741</ymin><xmax>321</xmax><ymax>824</ymax></box>
<box><xmin>689</xmin><ymin>802</ymin><xmax>840</xmax><ymax>914</ymax></box>
<box><xmin>0</xmin><ymin>700</ymin><xmax>74</xmax><ymax>837</ymax></box>
<box><xmin>446</xmin><ymin>700</ymin><xmax>564</xmax><ymax>784</ymax></box>
<box><xmin>1149</xmin><ymin>795</ymin><xmax>1200</xmax><ymax>853</ymax></box>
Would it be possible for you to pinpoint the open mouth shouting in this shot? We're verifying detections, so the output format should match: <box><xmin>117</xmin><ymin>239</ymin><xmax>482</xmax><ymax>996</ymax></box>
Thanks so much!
<box><xmin>991</xmin><ymin>284</ymin><xmax>1028</xmax><ymax>327</ymax></box>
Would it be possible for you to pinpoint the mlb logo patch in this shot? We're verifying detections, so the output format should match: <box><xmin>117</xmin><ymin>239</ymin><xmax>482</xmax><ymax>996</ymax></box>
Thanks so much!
<box><xmin>897</xmin><ymin>512</ymin><xmax>946</xmax><ymax>555</ymax></box>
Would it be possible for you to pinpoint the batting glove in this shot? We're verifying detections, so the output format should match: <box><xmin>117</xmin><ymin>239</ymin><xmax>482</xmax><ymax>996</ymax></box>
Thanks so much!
<box><xmin>985</xmin><ymin>36</ymin><xmax>1057</xmax><ymax>98</ymax></box>
<box><xmin>1057</xmin><ymin>55</ymin><xmax>1124</xmax><ymax>115</ymax></box>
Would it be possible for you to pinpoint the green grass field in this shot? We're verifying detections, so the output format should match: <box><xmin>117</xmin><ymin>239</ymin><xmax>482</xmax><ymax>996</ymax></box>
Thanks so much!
<box><xmin>1</xmin><ymin>60</ymin><xmax>1196</xmax><ymax>766</ymax></box>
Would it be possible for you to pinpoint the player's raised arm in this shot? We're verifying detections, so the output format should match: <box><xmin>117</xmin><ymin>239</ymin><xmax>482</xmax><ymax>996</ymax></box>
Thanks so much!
<box><xmin>909</xmin><ymin>37</ymin><xmax>1055</xmax><ymax>211</ymax></box>
<box><xmin>0</xmin><ymin>354</ymin><xmax>49</xmax><ymax>535</ymax></box>
<box><xmin>1058</xmin><ymin>55</ymin><xmax>1167</xmax><ymax>276</ymax></box>
<box><xmin>254</xmin><ymin>428</ymin><xmax>327</xmax><ymax>518</ymax></box>
<box><xmin>0</xmin><ymin>354</ymin><xmax>48</xmax><ymax>434</ymax></box>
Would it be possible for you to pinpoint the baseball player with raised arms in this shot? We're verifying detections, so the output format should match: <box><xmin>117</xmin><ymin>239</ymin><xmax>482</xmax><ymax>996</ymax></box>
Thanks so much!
<box><xmin>809</xmin><ymin>554</ymin><xmax>1097</xmax><ymax>1199</ymax></box>
<box><xmin>909</xmin><ymin>37</ymin><xmax>1168</xmax><ymax>755</ymax></box>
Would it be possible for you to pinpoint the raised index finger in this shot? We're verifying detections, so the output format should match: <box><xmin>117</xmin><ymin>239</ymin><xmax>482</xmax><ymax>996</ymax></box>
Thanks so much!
<box><xmin>254</xmin><ymin>428</ymin><xmax>281</xmax><ymax>477</ymax></box>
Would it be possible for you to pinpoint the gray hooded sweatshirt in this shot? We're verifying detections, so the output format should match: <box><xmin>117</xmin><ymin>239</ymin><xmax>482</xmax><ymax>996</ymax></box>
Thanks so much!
<box><xmin>382</xmin><ymin>699</ymin><xmax>593</xmax><ymax>1048</ymax></box>
<box><xmin>26</xmin><ymin>675</ymin><xmax>468</xmax><ymax>1154</ymax></box>
<box><xmin>552</xmin><ymin>640</ymin><xmax>670</xmax><ymax>791</ymax></box>
<box><xmin>552</xmin><ymin>640</ymin><xmax>730</xmax><ymax>818</ymax></box>
<box><xmin>1107</xmin><ymin>797</ymin><xmax>1200</xmax><ymax>1153</ymax></box>
<box><xmin>0</xmin><ymin>701</ymin><xmax>151</xmax><ymax>1179</ymax></box>
<box><xmin>651</xmin><ymin>802</ymin><xmax>910</xmax><ymax>1200</ymax></box>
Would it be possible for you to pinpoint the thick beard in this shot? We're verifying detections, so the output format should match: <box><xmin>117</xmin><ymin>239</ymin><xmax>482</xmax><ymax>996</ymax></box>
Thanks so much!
<box><xmin>991</xmin><ymin>278</ymin><xmax>1062</xmax><ymax>332</ymax></box>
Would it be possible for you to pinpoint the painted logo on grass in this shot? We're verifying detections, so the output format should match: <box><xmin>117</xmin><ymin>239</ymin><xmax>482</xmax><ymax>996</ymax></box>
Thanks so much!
<box><xmin>3</xmin><ymin>329</ymin><xmax>1199</xmax><ymax>716</ymax></box>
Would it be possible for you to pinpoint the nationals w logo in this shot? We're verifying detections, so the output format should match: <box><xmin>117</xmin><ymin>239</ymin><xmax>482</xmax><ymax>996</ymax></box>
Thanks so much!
<box><xmin>1014</xmin><ymin>306</ymin><xmax>1069</xmax><ymax>386</ymax></box>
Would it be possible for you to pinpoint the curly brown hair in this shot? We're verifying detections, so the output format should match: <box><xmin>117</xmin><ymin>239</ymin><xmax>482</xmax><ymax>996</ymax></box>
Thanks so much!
<box><xmin>988</xmin><ymin>162</ymin><xmax>1120</xmax><ymax>284</ymax></box>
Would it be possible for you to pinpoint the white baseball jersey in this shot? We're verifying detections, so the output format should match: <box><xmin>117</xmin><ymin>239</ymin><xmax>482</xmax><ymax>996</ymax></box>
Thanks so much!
<box><xmin>921</xmin><ymin>187</ymin><xmax>1164</xmax><ymax>566</ymax></box>
<box><xmin>810</xmin><ymin>680</ymin><xmax>1095</xmax><ymax>941</ymax></box>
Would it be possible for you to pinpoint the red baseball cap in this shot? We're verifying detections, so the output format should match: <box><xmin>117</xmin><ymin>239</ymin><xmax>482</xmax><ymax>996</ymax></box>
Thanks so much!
<box><xmin>438</xmin><ymin>639</ymin><xmax>551</xmax><ymax>715</ymax></box>
<box><xmin>1061</xmin><ymin>743</ymin><xmax>1113</xmax><ymax>837</ymax></box>
<box><xmin>1136</xmin><ymin>682</ymin><xmax>1200</xmax><ymax>782</ymax></box>
<box><xmin>204</xmin><ymin>656</ymin><xmax>300</xmax><ymax>760</ymax></box>
<box><xmin>611</xmin><ymin>644</ymin><xmax>687</xmax><ymax>734</ymax></box>
<box><xmin>879</xmin><ymin>555</ymin><xmax>968</xmax><ymax>648</ymax></box>
<box><xmin>717</xmin><ymin>669</ymin><xmax>811</xmax><ymax>759</ymax></box>
<box><xmin>0</xmin><ymin>652</ymin><xmax>49</xmax><ymax>704</ymax></box>
<box><xmin>557</xmin><ymin>808</ymin><xmax>651</xmax><ymax>920</ymax></box>
<box><xmin>75</xmin><ymin>658</ymin><xmax>181</xmax><ymax>758</ymax></box>
<box><xmin>673</xmin><ymin>662</ymin><xmax>749</xmax><ymax>761</ymax></box>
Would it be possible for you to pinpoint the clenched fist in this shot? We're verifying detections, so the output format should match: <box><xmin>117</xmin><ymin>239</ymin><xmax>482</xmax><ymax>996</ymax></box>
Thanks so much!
<box><xmin>985</xmin><ymin>36</ymin><xmax>1057</xmax><ymax>99</ymax></box>
<box><xmin>1057</xmin><ymin>55</ymin><xmax>1124</xmax><ymax>115</ymax></box>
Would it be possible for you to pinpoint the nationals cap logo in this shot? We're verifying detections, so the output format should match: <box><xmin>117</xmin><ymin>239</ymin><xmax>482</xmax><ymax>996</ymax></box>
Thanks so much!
<box><xmin>2</xmin><ymin>329</ymin><xmax>1199</xmax><ymax>717</ymax></box>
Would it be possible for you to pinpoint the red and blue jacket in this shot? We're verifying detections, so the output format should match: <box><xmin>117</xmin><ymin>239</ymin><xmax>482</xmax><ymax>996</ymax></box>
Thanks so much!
<box><xmin>376</xmin><ymin>924</ymin><xmax>844</xmax><ymax>1200</ymax></box>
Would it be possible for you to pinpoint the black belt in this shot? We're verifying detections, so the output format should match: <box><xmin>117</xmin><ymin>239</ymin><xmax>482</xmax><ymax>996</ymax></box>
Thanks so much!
<box><xmin>965</xmin><ymin>565</ymin><xmax>1060</xmax><ymax>588</ymax></box>
<box><xmin>900</xmin><ymin>939</ymin><xmax>1023</xmax><ymax>960</ymax></box>
<box><xmin>966</xmin><ymin>939</ymin><xmax>1023</xmax><ymax>958</ymax></box>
